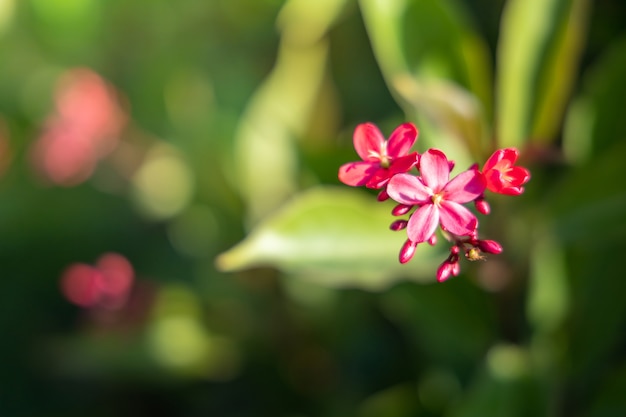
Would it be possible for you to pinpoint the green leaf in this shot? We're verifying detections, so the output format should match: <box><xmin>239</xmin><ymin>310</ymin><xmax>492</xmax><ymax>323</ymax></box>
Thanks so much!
<box><xmin>358</xmin><ymin>0</ymin><xmax>491</xmax><ymax>161</ymax></box>
<box><xmin>449</xmin><ymin>347</ymin><xmax>547</xmax><ymax>417</ymax></box>
<box><xmin>215</xmin><ymin>186</ymin><xmax>442</xmax><ymax>290</ymax></box>
<box><xmin>496</xmin><ymin>0</ymin><xmax>587</xmax><ymax>148</ymax></box>
<box><xmin>583</xmin><ymin>362</ymin><xmax>626</xmax><ymax>417</ymax></box>
<box><xmin>546</xmin><ymin>140</ymin><xmax>626</xmax><ymax>246</ymax></box>
<box><xmin>563</xmin><ymin>37</ymin><xmax>626</xmax><ymax>163</ymax></box>
<box><xmin>531</xmin><ymin>0</ymin><xmax>590</xmax><ymax>143</ymax></box>
<box><xmin>231</xmin><ymin>0</ymin><xmax>349</xmax><ymax>224</ymax></box>
<box><xmin>526</xmin><ymin>236</ymin><xmax>569</xmax><ymax>333</ymax></box>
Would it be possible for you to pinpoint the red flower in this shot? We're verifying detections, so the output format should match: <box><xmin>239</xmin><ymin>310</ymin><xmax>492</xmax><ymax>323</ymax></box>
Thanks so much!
<box><xmin>482</xmin><ymin>148</ymin><xmax>530</xmax><ymax>196</ymax></box>
<box><xmin>338</xmin><ymin>122</ymin><xmax>418</xmax><ymax>189</ymax></box>
<box><xmin>387</xmin><ymin>149</ymin><xmax>485</xmax><ymax>243</ymax></box>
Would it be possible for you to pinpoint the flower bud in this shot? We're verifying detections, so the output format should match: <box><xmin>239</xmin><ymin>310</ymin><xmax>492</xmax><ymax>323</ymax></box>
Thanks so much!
<box><xmin>399</xmin><ymin>239</ymin><xmax>418</xmax><ymax>264</ymax></box>
<box><xmin>392</xmin><ymin>203</ymin><xmax>413</xmax><ymax>216</ymax></box>
<box><xmin>451</xmin><ymin>260</ymin><xmax>460</xmax><ymax>276</ymax></box>
<box><xmin>437</xmin><ymin>262</ymin><xmax>453</xmax><ymax>282</ymax></box>
<box><xmin>478</xmin><ymin>239</ymin><xmax>503</xmax><ymax>254</ymax></box>
<box><xmin>389</xmin><ymin>219</ymin><xmax>408</xmax><ymax>231</ymax></box>
<box><xmin>437</xmin><ymin>259</ymin><xmax>459</xmax><ymax>282</ymax></box>
<box><xmin>377</xmin><ymin>189</ymin><xmax>390</xmax><ymax>202</ymax></box>
<box><xmin>475</xmin><ymin>198</ymin><xmax>490</xmax><ymax>215</ymax></box>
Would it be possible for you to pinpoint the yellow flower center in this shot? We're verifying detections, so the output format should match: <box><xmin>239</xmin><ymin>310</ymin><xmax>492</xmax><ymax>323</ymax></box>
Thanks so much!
<box><xmin>368</xmin><ymin>142</ymin><xmax>390</xmax><ymax>168</ymax></box>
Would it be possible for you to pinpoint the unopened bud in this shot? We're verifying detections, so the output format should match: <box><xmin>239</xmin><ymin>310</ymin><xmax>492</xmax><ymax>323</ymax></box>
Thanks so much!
<box><xmin>377</xmin><ymin>189</ymin><xmax>390</xmax><ymax>202</ymax></box>
<box><xmin>437</xmin><ymin>262</ymin><xmax>453</xmax><ymax>282</ymax></box>
<box><xmin>437</xmin><ymin>260</ymin><xmax>460</xmax><ymax>282</ymax></box>
<box><xmin>451</xmin><ymin>260</ymin><xmax>460</xmax><ymax>276</ymax></box>
<box><xmin>389</xmin><ymin>219</ymin><xmax>408</xmax><ymax>231</ymax></box>
<box><xmin>392</xmin><ymin>204</ymin><xmax>413</xmax><ymax>216</ymax></box>
<box><xmin>478</xmin><ymin>239</ymin><xmax>502</xmax><ymax>254</ymax></box>
<box><xmin>475</xmin><ymin>198</ymin><xmax>490</xmax><ymax>215</ymax></box>
<box><xmin>399</xmin><ymin>239</ymin><xmax>418</xmax><ymax>264</ymax></box>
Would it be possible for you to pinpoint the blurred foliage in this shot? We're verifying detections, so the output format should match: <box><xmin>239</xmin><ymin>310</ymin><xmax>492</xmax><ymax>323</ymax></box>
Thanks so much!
<box><xmin>0</xmin><ymin>0</ymin><xmax>625</xmax><ymax>416</ymax></box>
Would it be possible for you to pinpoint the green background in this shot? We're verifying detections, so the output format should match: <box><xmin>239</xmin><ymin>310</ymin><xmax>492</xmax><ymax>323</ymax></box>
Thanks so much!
<box><xmin>0</xmin><ymin>0</ymin><xmax>625</xmax><ymax>416</ymax></box>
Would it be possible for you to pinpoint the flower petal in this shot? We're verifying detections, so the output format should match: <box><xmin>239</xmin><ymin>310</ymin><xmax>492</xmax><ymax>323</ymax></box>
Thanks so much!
<box><xmin>338</xmin><ymin>161</ymin><xmax>378</xmax><ymax>186</ymax></box>
<box><xmin>498</xmin><ymin>185</ymin><xmax>525</xmax><ymax>196</ymax></box>
<box><xmin>365</xmin><ymin>167</ymin><xmax>392</xmax><ymax>189</ymax></box>
<box><xmin>387</xmin><ymin>123</ymin><xmax>418</xmax><ymax>158</ymax></box>
<box><xmin>484</xmin><ymin>169</ymin><xmax>504</xmax><ymax>192</ymax></box>
<box><xmin>387</xmin><ymin>173</ymin><xmax>432</xmax><ymax>205</ymax></box>
<box><xmin>353</xmin><ymin>123</ymin><xmax>385</xmax><ymax>162</ymax></box>
<box><xmin>438</xmin><ymin>200</ymin><xmax>478</xmax><ymax>236</ymax></box>
<box><xmin>406</xmin><ymin>204</ymin><xmax>439</xmax><ymax>243</ymax></box>
<box><xmin>483</xmin><ymin>148</ymin><xmax>519</xmax><ymax>172</ymax></box>
<box><xmin>500</xmin><ymin>148</ymin><xmax>519</xmax><ymax>163</ymax></box>
<box><xmin>389</xmin><ymin>152</ymin><xmax>419</xmax><ymax>175</ymax></box>
<box><xmin>507</xmin><ymin>166</ymin><xmax>531</xmax><ymax>184</ymax></box>
<box><xmin>442</xmin><ymin>168</ymin><xmax>485</xmax><ymax>203</ymax></box>
<box><xmin>420</xmin><ymin>149</ymin><xmax>450</xmax><ymax>191</ymax></box>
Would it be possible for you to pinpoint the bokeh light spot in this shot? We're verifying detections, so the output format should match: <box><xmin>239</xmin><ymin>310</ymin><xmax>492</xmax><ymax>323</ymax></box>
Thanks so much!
<box><xmin>148</xmin><ymin>315</ymin><xmax>209</xmax><ymax>369</ymax></box>
<box><xmin>487</xmin><ymin>344</ymin><xmax>530</xmax><ymax>381</ymax></box>
<box><xmin>30</xmin><ymin>0</ymin><xmax>97</xmax><ymax>24</ymax></box>
<box><xmin>0</xmin><ymin>0</ymin><xmax>15</xmax><ymax>35</ymax></box>
<box><xmin>131</xmin><ymin>145</ymin><xmax>194</xmax><ymax>220</ymax></box>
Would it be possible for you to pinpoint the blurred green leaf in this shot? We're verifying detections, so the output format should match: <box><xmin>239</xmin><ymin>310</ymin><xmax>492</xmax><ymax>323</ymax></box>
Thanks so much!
<box><xmin>531</xmin><ymin>0</ymin><xmax>589</xmax><ymax>143</ymax></box>
<box><xmin>564</xmin><ymin>37</ymin><xmax>626</xmax><ymax>163</ymax></box>
<box><xmin>216</xmin><ymin>186</ymin><xmax>442</xmax><ymax>290</ymax></box>
<box><xmin>0</xmin><ymin>0</ymin><xmax>14</xmax><ymax>36</ymax></box>
<box><xmin>358</xmin><ymin>0</ymin><xmax>490</xmax><ymax>162</ymax></box>
<box><xmin>546</xmin><ymin>139</ymin><xmax>626</xmax><ymax>247</ymax></box>
<box><xmin>583</xmin><ymin>362</ymin><xmax>626</xmax><ymax>417</ymax></box>
<box><xmin>402</xmin><ymin>0</ymin><xmax>493</xmax><ymax>116</ymax></box>
<box><xmin>232</xmin><ymin>0</ymin><xmax>348</xmax><ymax>224</ymax></box>
<box><xmin>358</xmin><ymin>383</ymin><xmax>420</xmax><ymax>417</ymax></box>
<box><xmin>449</xmin><ymin>350</ymin><xmax>548</xmax><ymax>417</ymax></box>
<box><xmin>526</xmin><ymin>236</ymin><xmax>569</xmax><ymax>333</ymax></box>
<box><xmin>496</xmin><ymin>0</ymin><xmax>586</xmax><ymax>148</ymax></box>
<box><xmin>381</xmin><ymin>280</ymin><xmax>496</xmax><ymax>368</ymax></box>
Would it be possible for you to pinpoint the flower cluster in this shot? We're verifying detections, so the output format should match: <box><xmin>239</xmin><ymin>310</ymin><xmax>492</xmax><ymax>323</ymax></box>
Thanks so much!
<box><xmin>338</xmin><ymin>122</ymin><xmax>530</xmax><ymax>282</ymax></box>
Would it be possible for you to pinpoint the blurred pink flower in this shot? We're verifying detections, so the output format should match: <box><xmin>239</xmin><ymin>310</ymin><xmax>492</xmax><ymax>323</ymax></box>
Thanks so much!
<box><xmin>30</xmin><ymin>68</ymin><xmax>127</xmax><ymax>186</ymax></box>
<box><xmin>61</xmin><ymin>253</ymin><xmax>134</xmax><ymax>310</ymax></box>
<box><xmin>387</xmin><ymin>149</ymin><xmax>485</xmax><ymax>243</ymax></box>
<box><xmin>481</xmin><ymin>148</ymin><xmax>530</xmax><ymax>196</ymax></box>
<box><xmin>338</xmin><ymin>122</ymin><xmax>419</xmax><ymax>189</ymax></box>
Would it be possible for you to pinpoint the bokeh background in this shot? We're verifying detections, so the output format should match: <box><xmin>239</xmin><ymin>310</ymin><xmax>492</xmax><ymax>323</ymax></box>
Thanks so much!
<box><xmin>1</xmin><ymin>0</ymin><xmax>625</xmax><ymax>416</ymax></box>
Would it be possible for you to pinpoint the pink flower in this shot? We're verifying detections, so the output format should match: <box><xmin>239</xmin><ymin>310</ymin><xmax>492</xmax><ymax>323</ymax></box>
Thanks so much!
<box><xmin>482</xmin><ymin>148</ymin><xmax>530</xmax><ymax>195</ymax></box>
<box><xmin>387</xmin><ymin>149</ymin><xmax>485</xmax><ymax>243</ymax></box>
<box><xmin>30</xmin><ymin>68</ymin><xmax>127</xmax><ymax>186</ymax></box>
<box><xmin>61</xmin><ymin>252</ymin><xmax>134</xmax><ymax>310</ymax></box>
<box><xmin>338</xmin><ymin>122</ymin><xmax>418</xmax><ymax>189</ymax></box>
